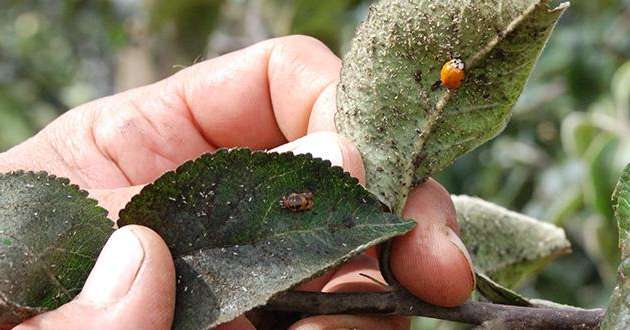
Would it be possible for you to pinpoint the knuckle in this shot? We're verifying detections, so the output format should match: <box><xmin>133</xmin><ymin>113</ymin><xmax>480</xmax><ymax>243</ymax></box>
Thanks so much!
<box><xmin>281</xmin><ymin>34</ymin><xmax>329</xmax><ymax>50</ymax></box>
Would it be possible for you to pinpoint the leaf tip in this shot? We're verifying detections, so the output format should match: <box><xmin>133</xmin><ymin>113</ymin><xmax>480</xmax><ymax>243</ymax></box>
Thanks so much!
<box><xmin>554</xmin><ymin>2</ymin><xmax>571</xmax><ymax>11</ymax></box>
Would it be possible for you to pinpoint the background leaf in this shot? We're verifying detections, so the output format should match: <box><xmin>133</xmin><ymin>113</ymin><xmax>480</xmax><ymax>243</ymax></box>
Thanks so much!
<box><xmin>454</xmin><ymin>195</ymin><xmax>570</xmax><ymax>287</ymax></box>
<box><xmin>0</xmin><ymin>171</ymin><xmax>113</xmax><ymax>328</ymax></box>
<box><xmin>336</xmin><ymin>0</ymin><xmax>568</xmax><ymax>212</ymax></box>
<box><xmin>475</xmin><ymin>271</ymin><xmax>532</xmax><ymax>306</ymax></box>
<box><xmin>601</xmin><ymin>163</ymin><xmax>630</xmax><ymax>329</ymax></box>
<box><xmin>118</xmin><ymin>149</ymin><xmax>415</xmax><ymax>329</ymax></box>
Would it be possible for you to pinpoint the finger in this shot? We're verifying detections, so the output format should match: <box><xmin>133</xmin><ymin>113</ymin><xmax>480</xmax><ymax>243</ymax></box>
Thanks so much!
<box><xmin>16</xmin><ymin>226</ymin><xmax>175</xmax><ymax>330</ymax></box>
<box><xmin>294</xmin><ymin>270</ymin><xmax>336</xmax><ymax>292</ymax></box>
<box><xmin>0</xmin><ymin>35</ymin><xmax>341</xmax><ymax>189</ymax></box>
<box><xmin>291</xmin><ymin>255</ymin><xmax>409</xmax><ymax>330</ymax></box>
<box><xmin>390</xmin><ymin>179</ymin><xmax>475</xmax><ymax>307</ymax></box>
<box><xmin>88</xmin><ymin>186</ymin><xmax>144</xmax><ymax>220</ymax></box>
<box><xmin>170</xmin><ymin>35</ymin><xmax>341</xmax><ymax>147</ymax></box>
<box><xmin>272</xmin><ymin>131</ymin><xmax>365</xmax><ymax>185</ymax></box>
<box><xmin>322</xmin><ymin>255</ymin><xmax>386</xmax><ymax>293</ymax></box>
<box><xmin>307</xmin><ymin>79</ymin><xmax>338</xmax><ymax>134</ymax></box>
<box><xmin>398</xmin><ymin>178</ymin><xmax>460</xmax><ymax>233</ymax></box>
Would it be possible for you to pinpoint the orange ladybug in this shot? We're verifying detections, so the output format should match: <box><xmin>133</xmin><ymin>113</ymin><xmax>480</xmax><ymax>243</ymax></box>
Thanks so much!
<box><xmin>281</xmin><ymin>192</ymin><xmax>314</xmax><ymax>212</ymax></box>
<box><xmin>439</xmin><ymin>58</ymin><xmax>465</xmax><ymax>89</ymax></box>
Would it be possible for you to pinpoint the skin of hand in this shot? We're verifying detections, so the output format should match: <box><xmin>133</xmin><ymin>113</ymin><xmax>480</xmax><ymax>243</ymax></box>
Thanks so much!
<box><xmin>3</xmin><ymin>35</ymin><xmax>475</xmax><ymax>330</ymax></box>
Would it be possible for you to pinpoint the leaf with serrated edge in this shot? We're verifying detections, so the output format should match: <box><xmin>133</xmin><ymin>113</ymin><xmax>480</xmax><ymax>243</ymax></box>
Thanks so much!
<box><xmin>336</xmin><ymin>0</ymin><xmax>569</xmax><ymax>213</ymax></box>
<box><xmin>118</xmin><ymin>149</ymin><xmax>415</xmax><ymax>329</ymax></box>
<box><xmin>454</xmin><ymin>195</ymin><xmax>570</xmax><ymax>287</ymax></box>
<box><xmin>601</xmin><ymin>164</ymin><xmax>630</xmax><ymax>330</ymax></box>
<box><xmin>0</xmin><ymin>171</ymin><xmax>113</xmax><ymax>328</ymax></box>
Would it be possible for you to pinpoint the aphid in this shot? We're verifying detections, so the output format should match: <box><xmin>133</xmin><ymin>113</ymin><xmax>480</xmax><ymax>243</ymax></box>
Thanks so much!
<box><xmin>281</xmin><ymin>192</ymin><xmax>314</xmax><ymax>212</ymax></box>
<box><xmin>437</xmin><ymin>58</ymin><xmax>465</xmax><ymax>90</ymax></box>
<box><xmin>413</xmin><ymin>69</ymin><xmax>422</xmax><ymax>83</ymax></box>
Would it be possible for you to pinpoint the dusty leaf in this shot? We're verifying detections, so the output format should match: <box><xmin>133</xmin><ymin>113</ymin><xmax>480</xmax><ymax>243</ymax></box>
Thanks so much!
<box><xmin>336</xmin><ymin>0</ymin><xmax>569</xmax><ymax>212</ymax></box>
<box><xmin>475</xmin><ymin>271</ymin><xmax>532</xmax><ymax>306</ymax></box>
<box><xmin>118</xmin><ymin>149</ymin><xmax>414</xmax><ymax>329</ymax></box>
<box><xmin>454</xmin><ymin>195</ymin><xmax>570</xmax><ymax>288</ymax></box>
<box><xmin>0</xmin><ymin>171</ymin><xmax>113</xmax><ymax>328</ymax></box>
<box><xmin>601</xmin><ymin>163</ymin><xmax>630</xmax><ymax>330</ymax></box>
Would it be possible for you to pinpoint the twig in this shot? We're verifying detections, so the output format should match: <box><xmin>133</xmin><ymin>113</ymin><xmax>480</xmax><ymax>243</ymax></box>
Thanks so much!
<box><xmin>266</xmin><ymin>290</ymin><xmax>604</xmax><ymax>330</ymax></box>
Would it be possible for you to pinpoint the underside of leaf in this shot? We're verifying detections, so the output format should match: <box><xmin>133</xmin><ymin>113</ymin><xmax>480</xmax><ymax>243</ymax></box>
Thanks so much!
<box><xmin>454</xmin><ymin>195</ymin><xmax>570</xmax><ymax>287</ymax></box>
<box><xmin>118</xmin><ymin>149</ymin><xmax>414</xmax><ymax>329</ymax></box>
<box><xmin>336</xmin><ymin>0</ymin><xmax>569</xmax><ymax>212</ymax></box>
<box><xmin>601</xmin><ymin>164</ymin><xmax>630</xmax><ymax>329</ymax></box>
<box><xmin>475</xmin><ymin>271</ymin><xmax>532</xmax><ymax>306</ymax></box>
<box><xmin>0</xmin><ymin>171</ymin><xmax>113</xmax><ymax>328</ymax></box>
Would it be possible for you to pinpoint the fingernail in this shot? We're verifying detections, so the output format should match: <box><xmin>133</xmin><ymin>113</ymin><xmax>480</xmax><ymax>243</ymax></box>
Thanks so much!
<box><xmin>80</xmin><ymin>227</ymin><xmax>144</xmax><ymax>306</ymax></box>
<box><xmin>445</xmin><ymin>227</ymin><xmax>476</xmax><ymax>287</ymax></box>
<box><xmin>274</xmin><ymin>132</ymin><xmax>344</xmax><ymax>166</ymax></box>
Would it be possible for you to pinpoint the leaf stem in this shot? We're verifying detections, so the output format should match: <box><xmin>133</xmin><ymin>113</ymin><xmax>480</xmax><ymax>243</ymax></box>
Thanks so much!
<box><xmin>266</xmin><ymin>289</ymin><xmax>604</xmax><ymax>329</ymax></box>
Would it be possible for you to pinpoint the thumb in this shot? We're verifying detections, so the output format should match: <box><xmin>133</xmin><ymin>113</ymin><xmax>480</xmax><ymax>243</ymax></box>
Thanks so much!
<box><xmin>16</xmin><ymin>226</ymin><xmax>175</xmax><ymax>330</ymax></box>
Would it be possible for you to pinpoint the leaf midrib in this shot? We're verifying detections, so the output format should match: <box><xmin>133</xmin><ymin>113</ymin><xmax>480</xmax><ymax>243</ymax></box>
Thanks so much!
<box><xmin>400</xmin><ymin>0</ymin><xmax>567</xmax><ymax>213</ymax></box>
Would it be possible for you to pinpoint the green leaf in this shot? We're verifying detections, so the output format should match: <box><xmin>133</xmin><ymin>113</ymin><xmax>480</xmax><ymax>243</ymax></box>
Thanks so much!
<box><xmin>601</xmin><ymin>163</ymin><xmax>630</xmax><ymax>330</ymax></box>
<box><xmin>453</xmin><ymin>195</ymin><xmax>570</xmax><ymax>287</ymax></box>
<box><xmin>118</xmin><ymin>149</ymin><xmax>415</xmax><ymax>329</ymax></box>
<box><xmin>336</xmin><ymin>0</ymin><xmax>569</xmax><ymax>212</ymax></box>
<box><xmin>585</xmin><ymin>134</ymin><xmax>621</xmax><ymax>266</ymax></box>
<box><xmin>586</xmin><ymin>134</ymin><xmax>618</xmax><ymax>221</ymax></box>
<box><xmin>0</xmin><ymin>171</ymin><xmax>113</xmax><ymax>328</ymax></box>
<box><xmin>611</xmin><ymin>61</ymin><xmax>630</xmax><ymax>115</ymax></box>
<box><xmin>560</xmin><ymin>112</ymin><xmax>599</xmax><ymax>157</ymax></box>
<box><xmin>475</xmin><ymin>271</ymin><xmax>532</xmax><ymax>306</ymax></box>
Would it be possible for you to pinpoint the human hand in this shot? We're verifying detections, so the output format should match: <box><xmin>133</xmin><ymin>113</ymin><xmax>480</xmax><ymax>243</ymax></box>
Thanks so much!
<box><xmin>3</xmin><ymin>36</ymin><xmax>474</xmax><ymax>330</ymax></box>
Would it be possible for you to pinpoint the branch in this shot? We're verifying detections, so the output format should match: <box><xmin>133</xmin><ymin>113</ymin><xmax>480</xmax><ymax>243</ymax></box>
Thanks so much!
<box><xmin>266</xmin><ymin>290</ymin><xmax>604</xmax><ymax>330</ymax></box>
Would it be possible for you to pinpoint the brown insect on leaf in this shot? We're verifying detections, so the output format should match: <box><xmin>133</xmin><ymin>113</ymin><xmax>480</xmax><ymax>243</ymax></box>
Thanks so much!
<box><xmin>281</xmin><ymin>192</ymin><xmax>314</xmax><ymax>212</ymax></box>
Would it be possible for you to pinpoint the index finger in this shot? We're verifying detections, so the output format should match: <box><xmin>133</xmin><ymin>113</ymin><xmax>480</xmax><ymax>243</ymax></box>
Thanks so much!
<box><xmin>2</xmin><ymin>36</ymin><xmax>342</xmax><ymax>187</ymax></box>
<box><xmin>167</xmin><ymin>35</ymin><xmax>341</xmax><ymax>148</ymax></box>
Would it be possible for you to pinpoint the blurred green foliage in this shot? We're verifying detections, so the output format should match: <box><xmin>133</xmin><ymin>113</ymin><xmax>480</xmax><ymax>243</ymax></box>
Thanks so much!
<box><xmin>0</xmin><ymin>0</ymin><xmax>629</xmax><ymax>325</ymax></box>
<box><xmin>0</xmin><ymin>0</ymin><xmax>124</xmax><ymax>148</ymax></box>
